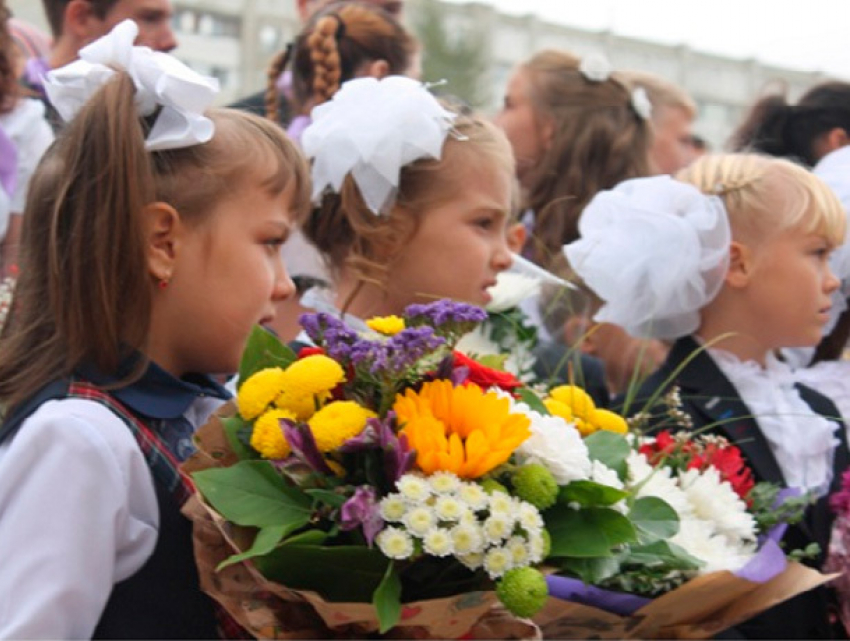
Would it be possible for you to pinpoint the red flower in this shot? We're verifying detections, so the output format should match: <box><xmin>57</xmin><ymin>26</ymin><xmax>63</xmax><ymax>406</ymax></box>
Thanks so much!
<box><xmin>298</xmin><ymin>346</ymin><xmax>325</xmax><ymax>359</ymax></box>
<box><xmin>451</xmin><ymin>351</ymin><xmax>523</xmax><ymax>393</ymax></box>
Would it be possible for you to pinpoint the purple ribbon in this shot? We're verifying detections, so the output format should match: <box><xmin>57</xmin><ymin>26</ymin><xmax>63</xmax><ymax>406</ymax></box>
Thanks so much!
<box><xmin>286</xmin><ymin>115</ymin><xmax>311</xmax><ymax>145</ymax></box>
<box><xmin>547</xmin><ymin>539</ymin><xmax>788</xmax><ymax>616</ymax></box>
<box><xmin>24</xmin><ymin>56</ymin><xmax>50</xmax><ymax>94</ymax></box>
<box><xmin>0</xmin><ymin>126</ymin><xmax>18</xmax><ymax>197</ymax></box>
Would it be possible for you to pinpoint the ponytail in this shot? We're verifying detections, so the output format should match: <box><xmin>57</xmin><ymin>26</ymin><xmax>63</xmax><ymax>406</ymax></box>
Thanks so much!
<box><xmin>0</xmin><ymin>72</ymin><xmax>154</xmax><ymax>410</ymax></box>
<box><xmin>265</xmin><ymin>45</ymin><xmax>293</xmax><ymax>122</ymax></box>
<box><xmin>727</xmin><ymin>94</ymin><xmax>796</xmax><ymax>158</ymax></box>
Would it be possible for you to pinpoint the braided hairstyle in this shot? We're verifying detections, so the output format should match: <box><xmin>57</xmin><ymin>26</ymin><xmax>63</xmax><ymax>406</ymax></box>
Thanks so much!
<box><xmin>265</xmin><ymin>1</ymin><xmax>415</xmax><ymax>122</ymax></box>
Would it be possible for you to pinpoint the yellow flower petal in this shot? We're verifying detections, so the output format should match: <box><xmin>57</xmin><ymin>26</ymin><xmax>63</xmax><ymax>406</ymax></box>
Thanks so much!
<box><xmin>548</xmin><ymin>385</ymin><xmax>596</xmax><ymax>421</ymax></box>
<box><xmin>365</xmin><ymin>315</ymin><xmax>406</xmax><ymax>336</ymax></box>
<box><xmin>307</xmin><ymin>401</ymin><xmax>376</xmax><ymax>452</ymax></box>
<box><xmin>237</xmin><ymin>367</ymin><xmax>287</xmax><ymax>420</ymax></box>
<box><xmin>592</xmin><ymin>408</ymin><xmax>629</xmax><ymax>434</ymax></box>
<box><xmin>250</xmin><ymin>408</ymin><xmax>296</xmax><ymax>458</ymax></box>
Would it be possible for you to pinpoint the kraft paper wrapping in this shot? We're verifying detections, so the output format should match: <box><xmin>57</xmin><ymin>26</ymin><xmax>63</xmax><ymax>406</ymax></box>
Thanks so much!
<box><xmin>181</xmin><ymin>403</ymin><xmax>540</xmax><ymax>640</ymax></box>
<box><xmin>533</xmin><ymin>561</ymin><xmax>836</xmax><ymax>639</ymax></box>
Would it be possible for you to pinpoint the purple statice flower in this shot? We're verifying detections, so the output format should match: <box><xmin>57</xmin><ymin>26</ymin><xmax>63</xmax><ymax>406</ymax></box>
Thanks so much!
<box><xmin>339</xmin><ymin>414</ymin><xmax>416</xmax><ymax>484</ymax></box>
<box><xmin>404</xmin><ymin>300</ymin><xmax>487</xmax><ymax>327</ymax></box>
<box><xmin>282</xmin><ymin>419</ymin><xmax>334</xmax><ymax>475</ymax></box>
<box><xmin>339</xmin><ymin>485</ymin><xmax>384</xmax><ymax>546</ymax></box>
<box><xmin>384</xmin><ymin>326</ymin><xmax>445</xmax><ymax>373</ymax></box>
<box><xmin>299</xmin><ymin>312</ymin><xmax>359</xmax><ymax>360</ymax></box>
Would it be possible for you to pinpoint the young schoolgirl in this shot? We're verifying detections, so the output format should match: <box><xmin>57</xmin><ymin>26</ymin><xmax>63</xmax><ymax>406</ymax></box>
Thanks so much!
<box><xmin>566</xmin><ymin>153</ymin><xmax>848</xmax><ymax>639</ymax></box>
<box><xmin>0</xmin><ymin>21</ymin><xmax>310</xmax><ymax>639</ymax></box>
<box><xmin>295</xmin><ymin>74</ymin><xmax>515</xmax><ymax>325</ymax></box>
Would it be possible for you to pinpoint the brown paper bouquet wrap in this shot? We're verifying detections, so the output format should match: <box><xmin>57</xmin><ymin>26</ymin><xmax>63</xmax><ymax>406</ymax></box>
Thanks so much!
<box><xmin>181</xmin><ymin>403</ymin><xmax>540</xmax><ymax>640</ymax></box>
<box><xmin>533</xmin><ymin>561</ymin><xmax>835</xmax><ymax>639</ymax></box>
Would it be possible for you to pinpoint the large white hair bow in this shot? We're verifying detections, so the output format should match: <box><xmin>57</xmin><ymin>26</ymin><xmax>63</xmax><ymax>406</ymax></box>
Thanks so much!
<box><xmin>301</xmin><ymin>76</ymin><xmax>456</xmax><ymax>215</ymax></box>
<box><xmin>564</xmin><ymin>175</ymin><xmax>731</xmax><ymax>340</ymax></box>
<box><xmin>43</xmin><ymin>20</ymin><xmax>219</xmax><ymax>151</ymax></box>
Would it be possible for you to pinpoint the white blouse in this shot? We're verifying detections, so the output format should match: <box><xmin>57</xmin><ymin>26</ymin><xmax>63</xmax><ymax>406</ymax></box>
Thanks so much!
<box><xmin>709</xmin><ymin>349</ymin><xmax>839</xmax><ymax>496</ymax></box>
<box><xmin>0</xmin><ymin>394</ymin><xmax>222</xmax><ymax>639</ymax></box>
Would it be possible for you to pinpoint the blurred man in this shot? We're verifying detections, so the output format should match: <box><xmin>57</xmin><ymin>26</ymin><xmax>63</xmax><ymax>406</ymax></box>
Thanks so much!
<box><xmin>622</xmin><ymin>70</ymin><xmax>698</xmax><ymax>175</ymax></box>
<box><xmin>42</xmin><ymin>0</ymin><xmax>177</xmax><ymax>70</ymax></box>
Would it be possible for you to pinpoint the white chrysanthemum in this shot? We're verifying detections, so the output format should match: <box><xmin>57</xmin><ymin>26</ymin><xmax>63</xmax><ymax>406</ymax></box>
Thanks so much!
<box><xmin>457</xmin><ymin>482</ymin><xmax>489</xmax><ymax>511</ymax></box>
<box><xmin>434</xmin><ymin>495</ymin><xmax>467</xmax><ymax>522</ymax></box>
<box><xmin>590</xmin><ymin>460</ymin><xmax>624</xmax><ymax>490</ymax></box>
<box><xmin>396</xmin><ymin>474</ymin><xmax>432</xmax><ymax>503</ymax></box>
<box><xmin>376</xmin><ymin>527</ymin><xmax>415</xmax><ymax>560</ymax></box>
<box><xmin>679</xmin><ymin>468</ymin><xmax>757</xmax><ymax>543</ymax></box>
<box><xmin>527</xmin><ymin>531</ymin><xmax>546</xmax><ymax>563</ymax></box>
<box><xmin>488</xmin><ymin>491</ymin><xmax>515</xmax><ymax>514</ymax></box>
<box><xmin>516</xmin><ymin>501</ymin><xmax>545</xmax><ymax>533</ymax></box>
<box><xmin>458</xmin><ymin>552</ymin><xmax>485</xmax><ymax>571</ymax></box>
<box><xmin>459</xmin><ymin>508</ymin><xmax>479</xmax><ymax>526</ymax></box>
<box><xmin>403</xmin><ymin>505</ymin><xmax>436</xmax><ymax>536</ymax></box>
<box><xmin>451</xmin><ymin>522</ymin><xmax>486</xmax><ymax>555</ymax></box>
<box><xmin>672</xmin><ymin>519</ymin><xmax>756</xmax><ymax>575</ymax></box>
<box><xmin>505</xmin><ymin>536</ymin><xmax>531</xmax><ymax>566</ymax></box>
<box><xmin>483</xmin><ymin>513</ymin><xmax>515</xmax><ymax>543</ymax></box>
<box><xmin>422</xmin><ymin>527</ymin><xmax>454</xmax><ymax>557</ymax></box>
<box><xmin>483</xmin><ymin>546</ymin><xmax>514</xmax><ymax>579</ymax></box>
<box><xmin>379</xmin><ymin>495</ymin><xmax>407</xmax><ymax>522</ymax></box>
<box><xmin>429</xmin><ymin>471</ymin><xmax>461</xmax><ymax>494</ymax></box>
<box><xmin>627</xmin><ymin>451</ymin><xmax>694</xmax><ymax>519</ymax></box>
<box><xmin>515</xmin><ymin>410</ymin><xmax>593</xmax><ymax>484</ymax></box>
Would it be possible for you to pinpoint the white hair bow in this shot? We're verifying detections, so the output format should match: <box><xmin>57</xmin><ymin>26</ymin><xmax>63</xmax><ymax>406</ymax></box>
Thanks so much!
<box><xmin>44</xmin><ymin>20</ymin><xmax>219</xmax><ymax>151</ymax></box>
<box><xmin>302</xmin><ymin>76</ymin><xmax>456</xmax><ymax>215</ymax></box>
<box><xmin>564</xmin><ymin>176</ymin><xmax>731</xmax><ymax>340</ymax></box>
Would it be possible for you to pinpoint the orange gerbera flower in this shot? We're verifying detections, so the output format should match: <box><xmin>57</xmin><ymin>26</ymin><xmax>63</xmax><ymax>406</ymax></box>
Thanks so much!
<box><xmin>393</xmin><ymin>380</ymin><xmax>531</xmax><ymax>479</ymax></box>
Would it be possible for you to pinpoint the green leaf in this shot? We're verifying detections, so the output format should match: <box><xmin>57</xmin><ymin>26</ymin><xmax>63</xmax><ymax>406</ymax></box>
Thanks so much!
<box><xmin>558</xmin><ymin>480</ymin><xmax>630</xmax><ymax>508</ymax></box>
<box><xmin>517</xmin><ymin>387</ymin><xmax>550</xmax><ymax>416</ymax></box>
<box><xmin>217</xmin><ymin>524</ymin><xmax>288</xmax><ymax>570</ymax></box>
<box><xmin>237</xmin><ymin>325</ymin><xmax>297</xmax><ymax>388</ymax></box>
<box><xmin>374</xmin><ymin>562</ymin><xmax>402</xmax><ymax>633</ymax></box>
<box><xmin>556</xmin><ymin>556</ymin><xmax>621</xmax><ymax>584</ymax></box>
<box><xmin>280</xmin><ymin>530</ymin><xmax>329</xmax><ymax>547</ymax></box>
<box><xmin>254</xmin><ymin>545</ymin><xmax>390</xmax><ymax>602</ymax></box>
<box><xmin>546</xmin><ymin>505</ymin><xmax>637</xmax><ymax>558</ymax></box>
<box><xmin>477</xmin><ymin>353</ymin><xmax>508</xmax><ymax>370</ymax></box>
<box><xmin>192</xmin><ymin>460</ymin><xmax>313</xmax><ymax>528</ymax></box>
<box><xmin>629</xmin><ymin>496</ymin><xmax>680</xmax><ymax>544</ymax></box>
<box><xmin>584</xmin><ymin>431</ymin><xmax>631</xmax><ymax>481</ymax></box>
<box><xmin>623</xmin><ymin>540</ymin><xmax>703</xmax><ymax>570</ymax></box>
<box><xmin>306</xmin><ymin>489</ymin><xmax>348</xmax><ymax>509</ymax></box>
<box><xmin>221</xmin><ymin>415</ymin><xmax>256</xmax><ymax>460</ymax></box>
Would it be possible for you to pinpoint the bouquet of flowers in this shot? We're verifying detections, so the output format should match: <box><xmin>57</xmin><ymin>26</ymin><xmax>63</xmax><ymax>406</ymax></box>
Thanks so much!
<box><xmin>534</xmin><ymin>388</ymin><xmax>835</xmax><ymax>639</ymax></box>
<box><xmin>181</xmin><ymin>300</ymin><xmax>566</xmax><ymax>639</ymax></box>
<box><xmin>455</xmin><ymin>271</ymin><xmax>540</xmax><ymax>382</ymax></box>
<box><xmin>826</xmin><ymin>468</ymin><xmax>850</xmax><ymax>636</ymax></box>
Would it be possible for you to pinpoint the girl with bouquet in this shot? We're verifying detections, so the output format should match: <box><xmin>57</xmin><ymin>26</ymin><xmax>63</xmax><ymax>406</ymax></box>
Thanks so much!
<box><xmin>0</xmin><ymin>21</ymin><xmax>311</xmax><ymax>638</ymax></box>
<box><xmin>565</xmin><ymin>153</ymin><xmax>849</xmax><ymax>638</ymax></box>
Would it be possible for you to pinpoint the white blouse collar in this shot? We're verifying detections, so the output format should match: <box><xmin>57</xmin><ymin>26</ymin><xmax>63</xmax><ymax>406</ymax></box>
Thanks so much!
<box><xmin>706</xmin><ymin>347</ymin><xmax>839</xmax><ymax>495</ymax></box>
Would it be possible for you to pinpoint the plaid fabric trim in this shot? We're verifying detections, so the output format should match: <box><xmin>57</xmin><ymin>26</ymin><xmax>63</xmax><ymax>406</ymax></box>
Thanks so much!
<box><xmin>67</xmin><ymin>380</ymin><xmax>193</xmax><ymax>505</ymax></box>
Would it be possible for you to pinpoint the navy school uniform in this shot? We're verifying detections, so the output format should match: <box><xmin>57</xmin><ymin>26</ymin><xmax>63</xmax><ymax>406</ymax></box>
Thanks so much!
<box><xmin>616</xmin><ymin>335</ymin><xmax>850</xmax><ymax>639</ymax></box>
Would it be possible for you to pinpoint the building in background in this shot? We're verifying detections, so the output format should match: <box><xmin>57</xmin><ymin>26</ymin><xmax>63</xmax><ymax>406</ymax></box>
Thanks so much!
<box><xmin>9</xmin><ymin>0</ymin><xmax>832</xmax><ymax>147</ymax></box>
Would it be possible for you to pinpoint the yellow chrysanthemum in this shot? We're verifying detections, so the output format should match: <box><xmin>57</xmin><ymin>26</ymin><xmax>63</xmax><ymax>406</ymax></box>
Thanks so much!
<box><xmin>250</xmin><ymin>408</ymin><xmax>297</xmax><ymax>459</ymax></box>
<box><xmin>544</xmin><ymin>397</ymin><xmax>593</xmax><ymax>436</ymax></box>
<box><xmin>548</xmin><ymin>385</ymin><xmax>596</xmax><ymax>421</ymax></box>
<box><xmin>394</xmin><ymin>380</ymin><xmax>531</xmax><ymax>479</ymax></box>
<box><xmin>307</xmin><ymin>401</ymin><xmax>376</xmax><ymax>452</ymax></box>
<box><xmin>592</xmin><ymin>408</ymin><xmax>629</xmax><ymax>435</ymax></box>
<box><xmin>237</xmin><ymin>367</ymin><xmax>287</xmax><ymax>420</ymax></box>
<box><xmin>366</xmin><ymin>315</ymin><xmax>406</xmax><ymax>336</ymax></box>
<box><xmin>275</xmin><ymin>355</ymin><xmax>346</xmax><ymax>420</ymax></box>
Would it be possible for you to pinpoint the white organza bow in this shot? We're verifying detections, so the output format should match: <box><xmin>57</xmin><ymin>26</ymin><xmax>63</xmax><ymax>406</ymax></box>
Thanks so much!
<box><xmin>44</xmin><ymin>20</ymin><xmax>219</xmax><ymax>151</ymax></box>
<box><xmin>564</xmin><ymin>175</ymin><xmax>731</xmax><ymax>340</ymax></box>
<box><xmin>301</xmin><ymin>76</ymin><xmax>456</xmax><ymax>215</ymax></box>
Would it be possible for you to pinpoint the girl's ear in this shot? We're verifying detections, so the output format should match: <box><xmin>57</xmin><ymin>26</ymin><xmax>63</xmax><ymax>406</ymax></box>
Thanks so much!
<box><xmin>506</xmin><ymin>222</ymin><xmax>527</xmax><ymax>253</ymax></box>
<box><xmin>362</xmin><ymin>59</ymin><xmax>390</xmax><ymax>80</ymax></box>
<box><xmin>142</xmin><ymin>202</ymin><xmax>181</xmax><ymax>283</ymax></box>
<box><xmin>725</xmin><ymin>241</ymin><xmax>752</xmax><ymax>288</ymax></box>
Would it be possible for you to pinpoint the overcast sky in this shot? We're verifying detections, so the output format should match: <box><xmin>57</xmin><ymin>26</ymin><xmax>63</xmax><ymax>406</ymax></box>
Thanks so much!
<box><xmin>442</xmin><ymin>0</ymin><xmax>850</xmax><ymax>80</ymax></box>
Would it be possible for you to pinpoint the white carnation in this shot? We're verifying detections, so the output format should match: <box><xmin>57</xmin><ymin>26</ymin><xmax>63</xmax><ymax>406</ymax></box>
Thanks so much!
<box><xmin>515</xmin><ymin>411</ymin><xmax>592</xmax><ymax>484</ymax></box>
<box><xmin>672</xmin><ymin>519</ymin><xmax>756</xmax><ymax>575</ymax></box>
<box><xmin>679</xmin><ymin>467</ymin><xmax>757</xmax><ymax>543</ymax></box>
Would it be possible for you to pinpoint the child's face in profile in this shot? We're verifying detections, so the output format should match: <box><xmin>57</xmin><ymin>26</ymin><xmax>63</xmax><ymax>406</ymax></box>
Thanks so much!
<box><xmin>153</xmin><ymin>179</ymin><xmax>298</xmax><ymax>376</ymax></box>
<box><xmin>744</xmin><ymin>225</ymin><xmax>839</xmax><ymax>350</ymax></box>
<box><xmin>386</xmin><ymin>161</ymin><xmax>514</xmax><ymax>309</ymax></box>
